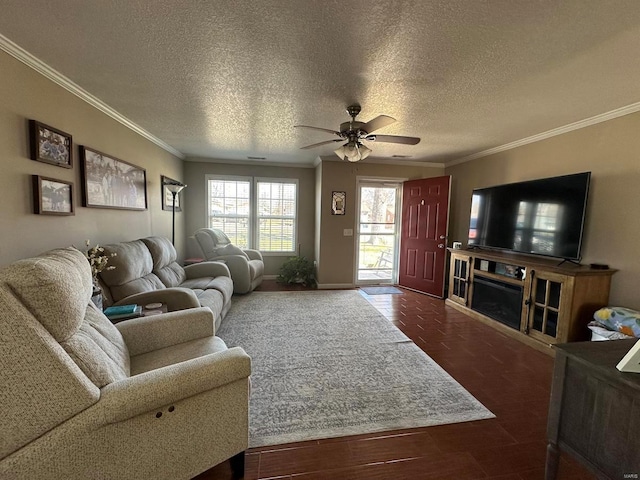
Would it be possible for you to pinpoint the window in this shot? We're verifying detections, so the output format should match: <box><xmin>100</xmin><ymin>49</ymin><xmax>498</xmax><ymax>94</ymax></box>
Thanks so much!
<box><xmin>257</xmin><ymin>180</ymin><xmax>297</xmax><ymax>251</ymax></box>
<box><xmin>207</xmin><ymin>175</ymin><xmax>298</xmax><ymax>253</ymax></box>
<box><xmin>207</xmin><ymin>177</ymin><xmax>251</xmax><ymax>248</ymax></box>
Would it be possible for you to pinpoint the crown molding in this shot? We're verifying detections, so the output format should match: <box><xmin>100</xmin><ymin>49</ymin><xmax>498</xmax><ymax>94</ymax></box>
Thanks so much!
<box><xmin>0</xmin><ymin>33</ymin><xmax>185</xmax><ymax>159</ymax></box>
<box><xmin>447</xmin><ymin>101</ymin><xmax>640</xmax><ymax>167</ymax></box>
<box><xmin>6</xmin><ymin>31</ymin><xmax>638</xmax><ymax>169</ymax></box>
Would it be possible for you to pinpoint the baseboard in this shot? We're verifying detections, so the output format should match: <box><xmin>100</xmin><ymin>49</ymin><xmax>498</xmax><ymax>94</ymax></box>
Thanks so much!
<box><xmin>317</xmin><ymin>283</ymin><xmax>355</xmax><ymax>290</ymax></box>
<box><xmin>263</xmin><ymin>274</ymin><xmax>278</xmax><ymax>280</ymax></box>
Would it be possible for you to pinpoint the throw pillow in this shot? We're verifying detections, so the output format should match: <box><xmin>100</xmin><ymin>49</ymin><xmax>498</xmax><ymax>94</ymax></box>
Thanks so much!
<box><xmin>593</xmin><ymin>307</ymin><xmax>640</xmax><ymax>338</ymax></box>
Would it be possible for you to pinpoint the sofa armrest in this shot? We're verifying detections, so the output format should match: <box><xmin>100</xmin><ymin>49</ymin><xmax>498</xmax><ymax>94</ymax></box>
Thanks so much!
<box><xmin>244</xmin><ymin>249</ymin><xmax>263</xmax><ymax>261</ymax></box>
<box><xmin>112</xmin><ymin>287</ymin><xmax>200</xmax><ymax>311</ymax></box>
<box><xmin>116</xmin><ymin>307</ymin><xmax>215</xmax><ymax>355</ymax></box>
<box><xmin>98</xmin><ymin>347</ymin><xmax>251</xmax><ymax>424</ymax></box>
<box><xmin>184</xmin><ymin>261</ymin><xmax>231</xmax><ymax>279</ymax></box>
<box><xmin>213</xmin><ymin>255</ymin><xmax>251</xmax><ymax>274</ymax></box>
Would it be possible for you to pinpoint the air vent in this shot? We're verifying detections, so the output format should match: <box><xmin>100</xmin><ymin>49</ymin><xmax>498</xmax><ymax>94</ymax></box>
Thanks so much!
<box><xmin>392</xmin><ymin>154</ymin><xmax>412</xmax><ymax>158</ymax></box>
<box><xmin>247</xmin><ymin>156</ymin><xmax>266</xmax><ymax>160</ymax></box>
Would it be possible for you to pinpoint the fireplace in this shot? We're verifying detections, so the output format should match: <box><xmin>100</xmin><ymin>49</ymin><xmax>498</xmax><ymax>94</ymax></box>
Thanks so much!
<box><xmin>471</xmin><ymin>276</ymin><xmax>523</xmax><ymax>330</ymax></box>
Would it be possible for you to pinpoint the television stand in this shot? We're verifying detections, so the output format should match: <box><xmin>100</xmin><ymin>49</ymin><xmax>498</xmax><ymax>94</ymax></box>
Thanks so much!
<box><xmin>446</xmin><ymin>248</ymin><xmax>616</xmax><ymax>354</ymax></box>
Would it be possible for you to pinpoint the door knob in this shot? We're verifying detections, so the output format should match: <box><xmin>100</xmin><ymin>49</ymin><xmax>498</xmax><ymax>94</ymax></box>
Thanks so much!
<box><xmin>438</xmin><ymin>244</ymin><xmax>445</xmax><ymax>249</ymax></box>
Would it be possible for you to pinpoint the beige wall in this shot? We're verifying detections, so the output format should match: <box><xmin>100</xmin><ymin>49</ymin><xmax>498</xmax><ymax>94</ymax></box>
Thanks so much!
<box><xmin>445</xmin><ymin>112</ymin><xmax>640</xmax><ymax>309</ymax></box>
<box><xmin>0</xmin><ymin>51</ymin><xmax>185</xmax><ymax>266</ymax></box>
<box><xmin>5</xmin><ymin>43</ymin><xmax>637</xmax><ymax>308</ymax></box>
<box><xmin>317</xmin><ymin>160</ymin><xmax>445</xmax><ymax>286</ymax></box>
<box><xmin>183</xmin><ymin>160</ymin><xmax>316</xmax><ymax>276</ymax></box>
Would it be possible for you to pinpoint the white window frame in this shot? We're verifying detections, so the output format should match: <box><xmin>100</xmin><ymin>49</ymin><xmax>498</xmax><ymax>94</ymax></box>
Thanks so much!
<box><xmin>254</xmin><ymin>177</ymin><xmax>298</xmax><ymax>256</ymax></box>
<box><xmin>205</xmin><ymin>174</ymin><xmax>252</xmax><ymax>248</ymax></box>
<box><xmin>205</xmin><ymin>174</ymin><xmax>298</xmax><ymax>256</ymax></box>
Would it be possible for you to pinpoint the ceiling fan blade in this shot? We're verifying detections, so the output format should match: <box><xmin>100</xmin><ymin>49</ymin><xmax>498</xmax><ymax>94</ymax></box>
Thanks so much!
<box><xmin>361</xmin><ymin>115</ymin><xmax>396</xmax><ymax>134</ymax></box>
<box><xmin>294</xmin><ymin>125</ymin><xmax>341</xmax><ymax>136</ymax></box>
<box><xmin>365</xmin><ymin>134</ymin><xmax>420</xmax><ymax>145</ymax></box>
<box><xmin>300</xmin><ymin>138</ymin><xmax>345</xmax><ymax>150</ymax></box>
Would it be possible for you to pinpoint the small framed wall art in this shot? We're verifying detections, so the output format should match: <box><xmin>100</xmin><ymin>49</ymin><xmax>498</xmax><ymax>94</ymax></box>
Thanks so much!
<box><xmin>161</xmin><ymin>175</ymin><xmax>182</xmax><ymax>211</ymax></box>
<box><xmin>32</xmin><ymin>175</ymin><xmax>74</xmax><ymax>215</ymax></box>
<box><xmin>29</xmin><ymin>120</ymin><xmax>73</xmax><ymax>168</ymax></box>
<box><xmin>332</xmin><ymin>191</ymin><xmax>346</xmax><ymax>215</ymax></box>
<box><xmin>80</xmin><ymin>146</ymin><xmax>147</xmax><ymax>210</ymax></box>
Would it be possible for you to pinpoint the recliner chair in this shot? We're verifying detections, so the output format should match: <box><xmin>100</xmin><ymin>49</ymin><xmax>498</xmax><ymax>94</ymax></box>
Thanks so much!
<box><xmin>0</xmin><ymin>247</ymin><xmax>250</xmax><ymax>479</ymax></box>
<box><xmin>192</xmin><ymin>228</ymin><xmax>264</xmax><ymax>294</ymax></box>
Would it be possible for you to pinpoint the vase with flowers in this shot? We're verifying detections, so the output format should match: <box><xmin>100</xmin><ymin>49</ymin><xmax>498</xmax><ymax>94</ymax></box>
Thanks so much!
<box><xmin>82</xmin><ymin>240</ymin><xmax>117</xmax><ymax>309</ymax></box>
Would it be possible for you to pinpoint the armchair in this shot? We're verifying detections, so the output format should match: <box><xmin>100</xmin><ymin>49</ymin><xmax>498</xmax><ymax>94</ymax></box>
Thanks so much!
<box><xmin>0</xmin><ymin>247</ymin><xmax>250</xmax><ymax>479</ymax></box>
<box><xmin>193</xmin><ymin>228</ymin><xmax>264</xmax><ymax>294</ymax></box>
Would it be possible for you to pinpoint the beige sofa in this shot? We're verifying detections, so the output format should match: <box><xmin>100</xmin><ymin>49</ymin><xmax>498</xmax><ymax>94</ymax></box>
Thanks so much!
<box><xmin>99</xmin><ymin>236</ymin><xmax>233</xmax><ymax>330</ymax></box>
<box><xmin>0</xmin><ymin>247</ymin><xmax>251</xmax><ymax>479</ymax></box>
<box><xmin>192</xmin><ymin>228</ymin><xmax>264</xmax><ymax>294</ymax></box>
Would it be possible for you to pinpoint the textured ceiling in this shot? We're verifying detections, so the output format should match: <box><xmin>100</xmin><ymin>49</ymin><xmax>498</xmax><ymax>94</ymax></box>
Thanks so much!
<box><xmin>2</xmin><ymin>0</ymin><xmax>640</xmax><ymax>165</ymax></box>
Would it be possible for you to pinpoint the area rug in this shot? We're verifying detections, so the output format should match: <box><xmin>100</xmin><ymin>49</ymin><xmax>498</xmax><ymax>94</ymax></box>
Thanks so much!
<box><xmin>217</xmin><ymin>290</ymin><xmax>494</xmax><ymax>447</ymax></box>
<box><xmin>360</xmin><ymin>285</ymin><xmax>404</xmax><ymax>295</ymax></box>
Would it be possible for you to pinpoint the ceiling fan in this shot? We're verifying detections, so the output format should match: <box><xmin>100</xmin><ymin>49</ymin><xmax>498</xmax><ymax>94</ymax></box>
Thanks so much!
<box><xmin>294</xmin><ymin>104</ymin><xmax>420</xmax><ymax>162</ymax></box>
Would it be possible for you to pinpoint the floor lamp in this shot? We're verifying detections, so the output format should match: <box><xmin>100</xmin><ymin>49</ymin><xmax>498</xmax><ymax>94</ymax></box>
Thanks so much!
<box><xmin>164</xmin><ymin>181</ymin><xmax>186</xmax><ymax>245</ymax></box>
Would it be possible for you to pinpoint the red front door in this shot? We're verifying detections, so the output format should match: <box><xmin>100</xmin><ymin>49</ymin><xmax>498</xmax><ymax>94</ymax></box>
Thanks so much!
<box><xmin>398</xmin><ymin>176</ymin><xmax>451</xmax><ymax>297</ymax></box>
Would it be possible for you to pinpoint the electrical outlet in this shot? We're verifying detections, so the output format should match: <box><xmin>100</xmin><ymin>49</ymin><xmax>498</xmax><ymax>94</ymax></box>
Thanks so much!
<box><xmin>343</xmin><ymin>229</ymin><xmax>353</xmax><ymax>236</ymax></box>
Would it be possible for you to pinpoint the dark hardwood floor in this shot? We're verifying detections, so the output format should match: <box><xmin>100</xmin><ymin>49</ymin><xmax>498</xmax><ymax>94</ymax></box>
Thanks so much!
<box><xmin>196</xmin><ymin>281</ymin><xmax>594</xmax><ymax>479</ymax></box>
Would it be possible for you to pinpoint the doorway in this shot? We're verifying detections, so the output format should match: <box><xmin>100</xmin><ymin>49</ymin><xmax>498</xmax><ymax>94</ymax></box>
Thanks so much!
<box><xmin>398</xmin><ymin>176</ymin><xmax>451</xmax><ymax>298</ymax></box>
<box><xmin>355</xmin><ymin>180</ymin><xmax>402</xmax><ymax>285</ymax></box>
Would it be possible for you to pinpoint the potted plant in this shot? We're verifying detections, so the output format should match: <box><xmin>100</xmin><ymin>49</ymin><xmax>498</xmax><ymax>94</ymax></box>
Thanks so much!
<box><xmin>277</xmin><ymin>256</ymin><xmax>316</xmax><ymax>287</ymax></box>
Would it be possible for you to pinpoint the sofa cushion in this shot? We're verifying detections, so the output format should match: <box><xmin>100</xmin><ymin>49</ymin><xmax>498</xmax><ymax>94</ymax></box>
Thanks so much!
<box><xmin>60</xmin><ymin>304</ymin><xmax>130</xmax><ymax>388</ymax></box>
<box><xmin>141</xmin><ymin>236</ymin><xmax>187</xmax><ymax>287</ymax></box>
<box><xmin>194</xmin><ymin>288</ymin><xmax>225</xmax><ymax>319</ymax></box>
<box><xmin>99</xmin><ymin>240</ymin><xmax>166</xmax><ymax>302</ymax></box>
<box><xmin>154</xmin><ymin>262</ymin><xmax>187</xmax><ymax>288</ymax></box>
<box><xmin>1</xmin><ymin>247</ymin><xmax>92</xmax><ymax>342</ymax></box>
<box><xmin>181</xmin><ymin>276</ymin><xmax>234</xmax><ymax>304</ymax></box>
<box><xmin>0</xmin><ymin>284</ymin><xmax>99</xmax><ymax>460</ymax></box>
<box><xmin>194</xmin><ymin>229</ymin><xmax>218</xmax><ymax>258</ymax></box>
<box><xmin>100</xmin><ymin>240</ymin><xmax>154</xmax><ymax>284</ymax></box>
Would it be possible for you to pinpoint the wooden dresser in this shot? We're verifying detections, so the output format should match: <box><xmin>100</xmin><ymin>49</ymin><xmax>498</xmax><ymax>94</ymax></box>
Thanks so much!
<box><xmin>546</xmin><ymin>340</ymin><xmax>640</xmax><ymax>479</ymax></box>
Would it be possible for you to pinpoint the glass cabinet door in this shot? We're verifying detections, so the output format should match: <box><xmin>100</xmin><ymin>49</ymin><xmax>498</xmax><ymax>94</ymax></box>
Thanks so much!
<box><xmin>449</xmin><ymin>254</ymin><xmax>470</xmax><ymax>305</ymax></box>
<box><xmin>527</xmin><ymin>271</ymin><xmax>566</xmax><ymax>343</ymax></box>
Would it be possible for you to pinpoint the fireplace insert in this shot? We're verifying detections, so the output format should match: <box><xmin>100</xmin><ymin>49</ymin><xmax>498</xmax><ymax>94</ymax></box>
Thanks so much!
<box><xmin>471</xmin><ymin>276</ymin><xmax>523</xmax><ymax>330</ymax></box>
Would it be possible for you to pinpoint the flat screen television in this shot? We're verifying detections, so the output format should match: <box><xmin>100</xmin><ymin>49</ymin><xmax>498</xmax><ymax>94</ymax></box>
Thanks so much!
<box><xmin>467</xmin><ymin>172</ymin><xmax>591</xmax><ymax>260</ymax></box>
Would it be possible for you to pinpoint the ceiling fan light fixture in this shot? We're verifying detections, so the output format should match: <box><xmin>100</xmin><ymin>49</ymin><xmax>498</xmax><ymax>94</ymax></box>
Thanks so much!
<box><xmin>336</xmin><ymin>141</ymin><xmax>371</xmax><ymax>162</ymax></box>
<box><xmin>359</xmin><ymin>143</ymin><xmax>372</xmax><ymax>159</ymax></box>
<box><xmin>298</xmin><ymin>104</ymin><xmax>420</xmax><ymax>158</ymax></box>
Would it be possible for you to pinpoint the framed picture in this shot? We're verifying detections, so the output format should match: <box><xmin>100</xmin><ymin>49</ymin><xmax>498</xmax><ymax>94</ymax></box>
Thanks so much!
<box><xmin>80</xmin><ymin>146</ymin><xmax>147</xmax><ymax>210</ymax></box>
<box><xmin>161</xmin><ymin>175</ymin><xmax>182</xmax><ymax>211</ymax></box>
<box><xmin>29</xmin><ymin>120</ymin><xmax>73</xmax><ymax>168</ymax></box>
<box><xmin>332</xmin><ymin>191</ymin><xmax>346</xmax><ymax>215</ymax></box>
<box><xmin>32</xmin><ymin>175</ymin><xmax>74</xmax><ymax>215</ymax></box>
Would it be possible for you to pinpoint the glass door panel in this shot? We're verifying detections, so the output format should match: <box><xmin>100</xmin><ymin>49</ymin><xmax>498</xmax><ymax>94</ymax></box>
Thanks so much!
<box><xmin>528</xmin><ymin>274</ymin><xmax>563</xmax><ymax>342</ymax></box>
<box><xmin>356</xmin><ymin>183</ymin><xmax>400</xmax><ymax>284</ymax></box>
